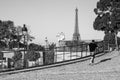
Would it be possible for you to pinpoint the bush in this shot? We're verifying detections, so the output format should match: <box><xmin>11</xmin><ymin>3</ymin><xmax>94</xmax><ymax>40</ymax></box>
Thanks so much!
<box><xmin>12</xmin><ymin>51</ymin><xmax>22</xmax><ymax>62</ymax></box>
<box><xmin>26</xmin><ymin>50</ymin><xmax>40</xmax><ymax>61</ymax></box>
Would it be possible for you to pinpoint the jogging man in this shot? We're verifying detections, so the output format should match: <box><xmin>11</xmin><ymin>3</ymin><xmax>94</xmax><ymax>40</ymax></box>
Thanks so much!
<box><xmin>89</xmin><ymin>40</ymin><xmax>97</xmax><ymax>65</ymax></box>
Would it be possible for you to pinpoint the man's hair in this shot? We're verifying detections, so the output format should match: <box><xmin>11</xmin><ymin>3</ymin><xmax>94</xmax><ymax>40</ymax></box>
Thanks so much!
<box><xmin>92</xmin><ymin>40</ymin><xmax>95</xmax><ymax>42</ymax></box>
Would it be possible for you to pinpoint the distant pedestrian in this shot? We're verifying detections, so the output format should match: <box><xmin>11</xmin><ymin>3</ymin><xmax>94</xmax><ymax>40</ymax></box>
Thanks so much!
<box><xmin>89</xmin><ymin>40</ymin><xmax>98</xmax><ymax>65</ymax></box>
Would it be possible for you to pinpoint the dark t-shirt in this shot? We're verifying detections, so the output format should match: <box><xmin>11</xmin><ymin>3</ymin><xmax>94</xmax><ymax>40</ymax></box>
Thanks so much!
<box><xmin>89</xmin><ymin>42</ymin><xmax>97</xmax><ymax>52</ymax></box>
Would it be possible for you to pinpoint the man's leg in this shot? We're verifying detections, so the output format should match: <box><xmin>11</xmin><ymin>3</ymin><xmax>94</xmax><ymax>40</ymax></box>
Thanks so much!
<box><xmin>91</xmin><ymin>56</ymin><xmax>94</xmax><ymax>63</ymax></box>
<box><xmin>90</xmin><ymin>52</ymin><xmax>93</xmax><ymax>64</ymax></box>
<box><xmin>92</xmin><ymin>53</ymin><xmax>95</xmax><ymax>63</ymax></box>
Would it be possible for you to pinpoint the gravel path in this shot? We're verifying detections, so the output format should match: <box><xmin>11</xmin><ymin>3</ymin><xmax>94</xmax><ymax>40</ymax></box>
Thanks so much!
<box><xmin>0</xmin><ymin>51</ymin><xmax>120</xmax><ymax>80</ymax></box>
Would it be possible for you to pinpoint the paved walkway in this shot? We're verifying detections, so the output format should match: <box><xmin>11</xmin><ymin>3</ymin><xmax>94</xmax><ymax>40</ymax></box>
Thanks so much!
<box><xmin>0</xmin><ymin>51</ymin><xmax>120</xmax><ymax>80</ymax></box>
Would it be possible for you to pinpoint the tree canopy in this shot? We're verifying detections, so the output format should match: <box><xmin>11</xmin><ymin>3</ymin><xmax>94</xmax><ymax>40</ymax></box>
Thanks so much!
<box><xmin>93</xmin><ymin>0</ymin><xmax>120</xmax><ymax>49</ymax></box>
<box><xmin>0</xmin><ymin>20</ymin><xmax>34</xmax><ymax>49</ymax></box>
<box><xmin>93</xmin><ymin>0</ymin><xmax>120</xmax><ymax>33</ymax></box>
<box><xmin>0</xmin><ymin>20</ymin><xmax>16</xmax><ymax>48</ymax></box>
<box><xmin>0</xmin><ymin>20</ymin><xmax>15</xmax><ymax>39</ymax></box>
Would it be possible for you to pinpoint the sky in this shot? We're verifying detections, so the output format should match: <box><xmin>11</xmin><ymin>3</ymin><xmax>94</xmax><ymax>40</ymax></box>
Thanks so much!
<box><xmin>0</xmin><ymin>0</ymin><xmax>106</xmax><ymax>44</ymax></box>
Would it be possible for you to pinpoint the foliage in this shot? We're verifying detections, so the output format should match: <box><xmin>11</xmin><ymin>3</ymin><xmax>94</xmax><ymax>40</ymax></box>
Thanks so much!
<box><xmin>13</xmin><ymin>25</ymin><xmax>35</xmax><ymax>49</ymax></box>
<box><xmin>104</xmin><ymin>33</ymin><xmax>115</xmax><ymax>44</ymax></box>
<box><xmin>104</xmin><ymin>33</ymin><xmax>120</xmax><ymax>44</ymax></box>
<box><xmin>9</xmin><ymin>41</ymin><xmax>24</xmax><ymax>49</ymax></box>
<box><xmin>94</xmin><ymin>0</ymin><xmax>120</xmax><ymax>49</ymax></box>
<box><xmin>0</xmin><ymin>20</ymin><xmax>15</xmax><ymax>39</ymax></box>
<box><xmin>29</xmin><ymin>43</ymin><xmax>45</xmax><ymax>51</ymax></box>
<box><xmin>93</xmin><ymin>0</ymin><xmax>120</xmax><ymax>33</ymax></box>
<box><xmin>0</xmin><ymin>20</ymin><xmax>16</xmax><ymax>48</ymax></box>
<box><xmin>0</xmin><ymin>20</ymin><xmax>23</xmax><ymax>49</ymax></box>
<box><xmin>0</xmin><ymin>41</ymin><xmax>7</xmax><ymax>49</ymax></box>
<box><xmin>12</xmin><ymin>51</ymin><xmax>22</xmax><ymax>62</ymax></box>
<box><xmin>14</xmin><ymin>60</ymin><xmax>23</xmax><ymax>69</ymax></box>
<box><xmin>49</xmin><ymin>43</ymin><xmax>56</xmax><ymax>50</ymax></box>
<box><xmin>0</xmin><ymin>20</ymin><xmax>34</xmax><ymax>49</ymax></box>
<box><xmin>26</xmin><ymin>50</ymin><xmax>40</xmax><ymax>61</ymax></box>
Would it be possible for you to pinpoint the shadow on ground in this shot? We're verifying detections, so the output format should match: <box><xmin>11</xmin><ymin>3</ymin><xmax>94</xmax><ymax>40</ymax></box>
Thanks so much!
<box><xmin>94</xmin><ymin>58</ymin><xmax>112</xmax><ymax>65</ymax></box>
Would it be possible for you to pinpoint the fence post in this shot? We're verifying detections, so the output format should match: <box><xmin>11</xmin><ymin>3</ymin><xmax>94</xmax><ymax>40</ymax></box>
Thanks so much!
<box><xmin>71</xmin><ymin>46</ymin><xmax>72</xmax><ymax>60</ymax></box>
<box><xmin>81</xmin><ymin>44</ymin><xmax>83</xmax><ymax>57</ymax></box>
<box><xmin>103</xmin><ymin>41</ymin><xmax>105</xmax><ymax>53</ymax></box>
<box><xmin>86</xmin><ymin>44</ymin><xmax>87</xmax><ymax>56</ymax></box>
<box><xmin>76</xmin><ymin>45</ymin><xmax>77</xmax><ymax>59</ymax></box>
<box><xmin>70</xmin><ymin>47</ymin><xmax>71</xmax><ymax>60</ymax></box>
<box><xmin>54</xmin><ymin>47</ymin><xmax>57</xmax><ymax>63</ymax></box>
<box><xmin>63</xmin><ymin>46</ymin><xmax>65</xmax><ymax>61</ymax></box>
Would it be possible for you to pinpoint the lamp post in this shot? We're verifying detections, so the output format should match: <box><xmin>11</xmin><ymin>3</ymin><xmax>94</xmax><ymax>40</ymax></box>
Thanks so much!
<box><xmin>22</xmin><ymin>24</ymin><xmax>28</xmax><ymax>68</ymax></box>
<box><xmin>108</xmin><ymin>21</ymin><xmax>112</xmax><ymax>51</ymax></box>
<box><xmin>45</xmin><ymin>37</ymin><xmax>49</xmax><ymax>50</ymax></box>
<box><xmin>17</xmin><ymin>26</ymin><xmax>22</xmax><ymax>50</ymax></box>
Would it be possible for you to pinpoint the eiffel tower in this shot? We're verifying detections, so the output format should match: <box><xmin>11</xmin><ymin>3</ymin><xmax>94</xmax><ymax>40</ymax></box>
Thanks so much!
<box><xmin>72</xmin><ymin>8</ymin><xmax>81</xmax><ymax>41</ymax></box>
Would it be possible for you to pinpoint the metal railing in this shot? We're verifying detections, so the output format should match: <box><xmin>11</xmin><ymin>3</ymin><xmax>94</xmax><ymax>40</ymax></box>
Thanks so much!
<box><xmin>0</xmin><ymin>41</ymin><xmax>105</xmax><ymax>73</ymax></box>
<box><xmin>54</xmin><ymin>41</ymin><xmax>104</xmax><ymax>62</ymax></box>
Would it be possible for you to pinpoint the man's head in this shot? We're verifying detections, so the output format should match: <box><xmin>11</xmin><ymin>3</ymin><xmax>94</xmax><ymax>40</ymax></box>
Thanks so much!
<box><xmin>92</xmin><ymin>40</ymin><xmax>95</xmax><ymax>43</ymax></box>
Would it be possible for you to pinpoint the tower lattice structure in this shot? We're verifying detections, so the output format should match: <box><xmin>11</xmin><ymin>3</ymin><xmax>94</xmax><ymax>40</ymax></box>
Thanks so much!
<box><xmin>72</xmin><ymin>8</ymin><xmax>81</xmax><ymax>41</ymax></box>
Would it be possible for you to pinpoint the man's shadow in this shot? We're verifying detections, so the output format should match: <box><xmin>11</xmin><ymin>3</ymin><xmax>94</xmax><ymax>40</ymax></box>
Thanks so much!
<box><xmin>94</xmin><ymin>58</ymin><xmax>112</xmax><ymax>65</ymax></box>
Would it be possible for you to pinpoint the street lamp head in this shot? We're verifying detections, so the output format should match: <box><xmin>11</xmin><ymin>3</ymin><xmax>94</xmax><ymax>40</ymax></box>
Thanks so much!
<box><xmin>22</xmin><ymin>24</ymin><xmax>28</xmax><ymax>35</ymax></box>
<box><xmin>45</xmin><ymin>37</ymin><xmax>48</xmax><ymax>43</ymax></box>
<box><xmin>22</xmin><ymin>24</ymin><xmax>28</xmax><ymax>32</ymax></box>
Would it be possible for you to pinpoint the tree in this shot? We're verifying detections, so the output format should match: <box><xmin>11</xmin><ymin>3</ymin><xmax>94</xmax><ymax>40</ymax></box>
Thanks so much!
<box><xmin>0</xmin><ymin>20</ymin><xmax>35</xmax><ymax>50</ymax></box>
<box><xmin>9</xmin><ymin>26</ymin><xmax>26</xmax><ymax>49</ymax></box>
<box><xmin>0</xmin><ymin>20</ymin><xmax>16</xmax><ymax>49</ymax></box>
<box><xmin>93</xmin><ymin>0</ymin><xmax>120</xmax><ymax>50</ymax></box>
